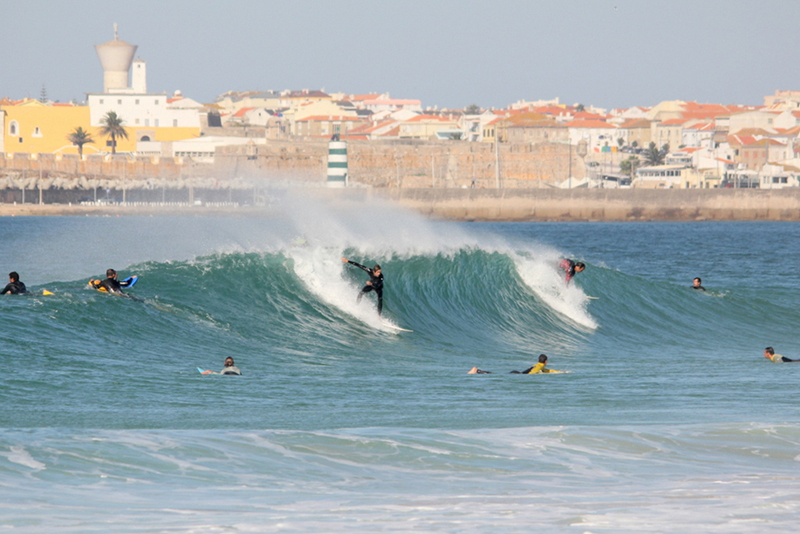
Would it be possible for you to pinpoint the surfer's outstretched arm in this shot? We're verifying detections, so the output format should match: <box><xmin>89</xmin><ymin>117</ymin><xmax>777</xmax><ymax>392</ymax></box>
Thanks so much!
<box><xmin>342</xmin><ymin>257</ymin><xmax>371</xmax><ymax>274</ymax></box>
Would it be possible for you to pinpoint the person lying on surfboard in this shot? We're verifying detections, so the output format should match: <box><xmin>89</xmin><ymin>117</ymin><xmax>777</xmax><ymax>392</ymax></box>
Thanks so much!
<box><xmin>1</xmin><ymin>271</ymin><xmax>28</xmax><ymax>295</ymax></box>
<box><xmin>90</xmin><ymin>269</ymin><xmax>136</xmax><ymax>295</ymax></box>
<box><xmin>468</xmin><ymin>354</ymin><xmax>565</xmax><ymax>375</ymax></box>
<box><xmin>199</xmin><ymin>357</ymin><xmax>242</xmax><ymax>375</ymax></box>
<box><xmin>764</xmin><ymin>346</ymin><xmax>798</xmax><ymax>363</ymax></box>
<box><xmin>342</xmin><ymin>257</ymin><xmax>384</xmax><ymax>316</ymax></box>
<box><xmin>560</xmin><ymin>259</ymin><xmax>585</xmax><ymax>284</ymax></box>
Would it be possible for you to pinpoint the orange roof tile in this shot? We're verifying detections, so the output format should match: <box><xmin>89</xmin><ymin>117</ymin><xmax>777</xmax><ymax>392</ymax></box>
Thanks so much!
<box><xmin>563</xmin><ymin>119</ymin><xmax>616</xmax><ymax>129</ymax></box>
<box><xmin>405</xmin><ymin>114</ymin><xmax>453</xmax><ymax>123</ymax></box>
<box><xmin>232</xmin><ymin>107</ymin><xmax>255</xmax><ymax>118</ymax></box>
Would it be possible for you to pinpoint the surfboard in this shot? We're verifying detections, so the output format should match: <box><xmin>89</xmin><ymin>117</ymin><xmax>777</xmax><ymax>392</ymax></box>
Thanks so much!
<box><xmin>381</xmin><ymin>321</ymin><xmax>413</xmax><ymax>332</ymax></box>
<box><xmin>197</xmin><ymin>367</ymin><xmax>215</xmax><ymax>375</ymax></box>
<box><xmin>42</xmin><ymin>290</ymin><xmax>54</xmax><ymax>296</ymax></box>
<box><xmin>587</xmin><ymin>296</ymin><xmax>599</xmax><ymax>300</ymax></box>
<box><xmin>122</xmin><ymin>275</ymin><xmax>138</xmax><ymax>288</ymax></box>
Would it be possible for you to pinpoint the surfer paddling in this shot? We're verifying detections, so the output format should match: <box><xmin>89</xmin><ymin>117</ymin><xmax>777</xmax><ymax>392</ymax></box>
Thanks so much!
<box><xmin>560</xmin><ymin>259</ymin><xmax>585</xmax><ymax>284</ymax></box>
<box><xmin>342</xmin><ymin>257</ymin><xmax>384</xmax><ymax>316</ymax></box>
<box><xmin>468</xmin><ymin>354</ymin><xmax>565</xmax><ymax>374</ymax></box>
<box><xmin>764</xmin><ymin>347</ymin><xmax>798</xmax><ymax>363</ymax></box>
<box><xmin>90</xmin><ymin>269</ymin><xmax>135</xmax><ymax>295</ymax></box>
<box><xmin>1</xmin><ymin>271</ymin><xmax>28</xmax><ymax>295</ymax></box>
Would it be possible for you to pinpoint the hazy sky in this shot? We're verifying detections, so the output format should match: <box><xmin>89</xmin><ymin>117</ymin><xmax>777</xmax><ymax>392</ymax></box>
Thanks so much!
<box><xmin>2</xmin><ymin>0</ymin><xmax>799</xmax><ymax>110</ymax></box>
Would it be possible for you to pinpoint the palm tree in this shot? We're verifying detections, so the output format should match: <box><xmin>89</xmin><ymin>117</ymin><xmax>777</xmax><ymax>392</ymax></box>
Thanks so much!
<box><xmin>644</xmin><ymin>142</ymin><xmax>667</xmax><ymax>166</ymax></box>
<box><xmin>66</xmin><ymin>126</ymin><xmax>94</xmax><ymax>157</ymax></box>
<box><xmin>99</xmin><ymin>111</ymin><xmax>128</xmax><ymax>154</ymax></box>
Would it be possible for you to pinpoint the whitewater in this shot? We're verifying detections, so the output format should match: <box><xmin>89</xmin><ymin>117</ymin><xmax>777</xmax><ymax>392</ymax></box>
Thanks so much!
<box><xmin>1</xmin><ymin>192</ymin><xmax>799</xmax><ymax>533</ymax></box>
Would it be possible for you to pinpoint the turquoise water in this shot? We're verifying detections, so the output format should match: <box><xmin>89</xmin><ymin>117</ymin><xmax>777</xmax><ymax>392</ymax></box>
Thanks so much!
<box><xmin>1</xmin><ymin>196</ymin><xmax>799</xmax><ymax>532</ymax></box>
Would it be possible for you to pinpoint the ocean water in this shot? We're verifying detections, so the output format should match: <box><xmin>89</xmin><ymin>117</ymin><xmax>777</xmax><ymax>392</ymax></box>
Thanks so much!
<box><xmin>1</xmin><ymin>193</ymin><xmax>799</xmax><ymax>533</ymax></box>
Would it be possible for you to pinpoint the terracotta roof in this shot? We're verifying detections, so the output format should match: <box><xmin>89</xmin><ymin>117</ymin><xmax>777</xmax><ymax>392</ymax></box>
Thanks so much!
<box><xmin>727</xmin><ymin>134</ymin><xmax>757</xmax><ymax>146</ymax></box>
<box><xmin>382</xmin><ymin>126</ymin><xmax>401</xmax><ymax>136</ymax></box>
<box><xmin>232</xmin><ymin>107</ymin><xmax>255</xmax><ymax>118</ymax></box>
<box><xmin>503</xmin><ymin>111</ymin><xmax>548</xmax><ymax>123</ymax></box>
<box><xmin>533</xmin><ymin>105</ymin><xmax>570</xmax><ymax>116</ymax></box>
<box><xmin>573</xmin><ymin>111</ymin><xmax>608</xmax><ymax>120</ymax></box>
<box><xmin>405</xmin><ymin>114</ymin><xmax>453</xmax><ymax>123</ymax></box>
<box><xmin>564</xmin><ymin>119</ymin><xmax>616</xmax><ymax>129</ymax></box>
<box><xmin>683</xmin><ymin>122</ymin><xmax>714</xmax><ymax>131</ymax></box>
<box><xmin>620</xmin><ymin>118</ymin><xmax>650</xmax><ymax>128</ymax></box>
<box><xmin>732</xmin><ymin>127</ymin><xmax>773</xmax><ymax>136</ymax></box>
<box><xmin>348</xmin><ymin>94</ymin><xmax>383</xmax><ymax>101</ymax></box>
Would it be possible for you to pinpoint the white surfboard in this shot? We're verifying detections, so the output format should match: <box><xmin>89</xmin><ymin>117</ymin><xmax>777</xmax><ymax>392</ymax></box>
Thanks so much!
<box><xmin>381</xmin><ymin>321</ymin><xmax>413</xmax><ymax>332</ymax></box>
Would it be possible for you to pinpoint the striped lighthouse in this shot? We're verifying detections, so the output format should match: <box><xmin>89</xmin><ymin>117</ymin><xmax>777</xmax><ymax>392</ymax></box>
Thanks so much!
<box><xmin>326</xmin><ymin>135</ymin><xmax>348</xmax><ymax>187</ymax></box>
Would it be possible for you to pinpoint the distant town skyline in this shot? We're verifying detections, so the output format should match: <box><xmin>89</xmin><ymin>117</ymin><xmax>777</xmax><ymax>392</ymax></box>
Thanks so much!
<box><xmin>2</xmin><ymin>0</ymin><xmax>799</xmax><ymax>110</ymax></box>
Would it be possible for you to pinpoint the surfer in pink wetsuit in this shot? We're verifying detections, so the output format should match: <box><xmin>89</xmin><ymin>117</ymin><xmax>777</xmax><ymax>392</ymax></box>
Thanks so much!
<box><xmin>559</xmin><ymin>259</ymin><xmax>585</xmax><ymax>284</ymax></box>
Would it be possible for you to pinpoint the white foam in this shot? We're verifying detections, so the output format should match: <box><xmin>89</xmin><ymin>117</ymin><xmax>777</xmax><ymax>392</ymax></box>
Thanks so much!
<box><xmin>4</xmin><ymin>446</ymin><xmax>46</xmax><ymax>470</ymax></box>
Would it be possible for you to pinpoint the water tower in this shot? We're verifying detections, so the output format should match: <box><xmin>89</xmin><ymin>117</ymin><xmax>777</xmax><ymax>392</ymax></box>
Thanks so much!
<box><xmin>94</xmin><ymin>24</ymin><xmax>137</xmax><ymax>92</ymax></box>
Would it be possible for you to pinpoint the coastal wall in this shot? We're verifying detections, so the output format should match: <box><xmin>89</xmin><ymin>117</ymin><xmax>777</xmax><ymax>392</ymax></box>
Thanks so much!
<box><xmin>328</xmin><ymin>188</ymin><xmax>800</xmax><ymax>221</ymax></box>
<box><xmin>1</xmin><ymin>138</ymin><xmax>584</xmax><ymax>188</ymax></box>
<box><xmin>213</xmin><ymin>139</ymin><xmax>583</xmax><ymax>188</ymax></box>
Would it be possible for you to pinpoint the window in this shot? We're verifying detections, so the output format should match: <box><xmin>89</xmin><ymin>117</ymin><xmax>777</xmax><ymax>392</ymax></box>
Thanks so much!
<box><xmin>9</xmin><ymin>120</ymin><xmax>18</xmax><ymax>136</ymax></box>
<box><xmin>135</xmin><ymin>99</ymin><xmax>140</xmax><ymax>105</ymax></box>
<box><xmin>118</xmin><ymin>99</ymin><xmax>122</xmax><ymax>105</ymax></box>
<box><xmin>154</xmin><ymin>119</ymin><xmax>159</xmax><ymax>127</ymax></box>
<box><xmin>99</xmin><ymin>99</ymin><xmax>104</xmax><ymax>104</ymax></box>
<box><xmin>173</xmin><ymin>119</ymin><xmax>178</xmax><ymax>127</ymax></box>
<box><xmin>145</xmin><ymin>119</ymin><xmax>150</xmax><ymax>127</ymax></box>
<box><xmin>155</xmin><ymin>100</ymin><xmax>159</xmax><ymax>105</ymax></box>
<box><xmin>135</xmin><ymin>119</ymin><xmax>140</xmax><ymax>125</ymax></box>
<box><xmin>33</xmin><ymin>126</ymin><xmax>42</xmax><ymax>137</ymax></box>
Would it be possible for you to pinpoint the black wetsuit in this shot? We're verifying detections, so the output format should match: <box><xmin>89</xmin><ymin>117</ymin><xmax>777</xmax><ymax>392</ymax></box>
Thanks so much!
<box><xmin>1</xmin><ymin>280</ymin><xmax>27</xmax><ymax>295</ymax></box>
<box><xmin>94</xmin><ymin>277</ymin><xmax>132</xmax><ymax>294</ymax></box>
<box><xmin>692</xmin><ymin>285</ymin><xmax>706</xmax><ymax>291</ymax></box>
<box><xmin>348</xmin><ymin>260</ymin><xmax>384</xmax><ymax>315</ymax></box>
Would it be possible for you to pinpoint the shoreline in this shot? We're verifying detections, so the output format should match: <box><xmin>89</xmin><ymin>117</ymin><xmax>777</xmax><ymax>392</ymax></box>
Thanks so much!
<box><xmin>2</xmin><ymin>188</ymin><xmax>800</xmax><ymax>221</ymax></box>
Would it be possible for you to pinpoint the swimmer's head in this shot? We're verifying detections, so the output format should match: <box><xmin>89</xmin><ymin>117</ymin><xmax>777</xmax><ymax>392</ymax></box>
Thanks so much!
<box><xmin>372</xmin><ymin>264</ymin><xmax>381</xmax><ymax>274</ymax></box>
<box><xmin>765</xmin><ymin>347</ymin><xmax>774</xmax><ymax>355</ymax></box>
<box><xmin>693</xmin><ymin>277</ymin><xmax>702</xmax><ymax>286</ymax></box>
<box><xmin>8</xmin><ymin>271</ymin><xmax>19</xmax><ymax>282</ymax></box>
<box><xmin>538</xmin><ymin>354</ymin><xmax>548</xmax><ymax>364</ymax></box>
<box><xmin>224</xmin><ymin>357</ymin><xmax>235</xmax><ymax>367</ymax></box>
<box><xmin>575</xmin><ymin>262</ymin><xmax>585</xmax><ymax>272</ymax></box>
<box><xmin>106</xmin><ymin>269</ymin><xmax>117</xmax><ymax>279</ymax></box>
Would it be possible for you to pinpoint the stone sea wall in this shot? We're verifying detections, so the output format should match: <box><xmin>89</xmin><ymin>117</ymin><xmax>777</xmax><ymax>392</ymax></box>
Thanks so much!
<box><xmin>321</xmin><ymin>188</ymin><xmax>800</xmax><ymax>222</ymax></box>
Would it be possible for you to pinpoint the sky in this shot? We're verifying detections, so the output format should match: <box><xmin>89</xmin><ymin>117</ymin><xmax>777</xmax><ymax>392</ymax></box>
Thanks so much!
<box><xmin>2</xmin><ymin>0</ymin><xmax>799</xmax><ymax>111</ymax></box>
